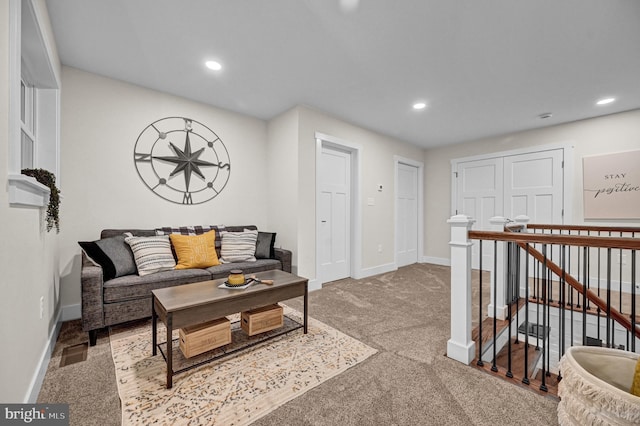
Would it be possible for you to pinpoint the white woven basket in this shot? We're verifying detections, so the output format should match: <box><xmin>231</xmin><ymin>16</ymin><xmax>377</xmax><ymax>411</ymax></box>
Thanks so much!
<box><xmin>558</xmin><ymin>346</ymin><xmax>640</xmax><ymax>425</ymax></box>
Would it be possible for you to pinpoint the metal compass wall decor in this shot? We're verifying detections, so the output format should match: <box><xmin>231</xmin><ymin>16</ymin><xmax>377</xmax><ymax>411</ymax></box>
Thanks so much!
<box><xmin>133</xmin><ymin>117</ymin><xmax>231</xmax><ymax>204</ymax></box>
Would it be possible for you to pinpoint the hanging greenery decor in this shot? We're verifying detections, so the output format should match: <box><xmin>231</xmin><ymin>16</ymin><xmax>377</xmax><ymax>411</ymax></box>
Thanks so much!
<box><xmin>21</xmin><ymin>168</ymin><xmax>61</xmax><ymax>233</ymax></box>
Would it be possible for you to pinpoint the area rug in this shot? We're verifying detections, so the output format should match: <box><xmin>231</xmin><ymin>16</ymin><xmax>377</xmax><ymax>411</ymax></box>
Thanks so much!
<box><xmin>109</xmin><ymin>305</ymin><xmax>377</xmax><ymax>425</ymax></box>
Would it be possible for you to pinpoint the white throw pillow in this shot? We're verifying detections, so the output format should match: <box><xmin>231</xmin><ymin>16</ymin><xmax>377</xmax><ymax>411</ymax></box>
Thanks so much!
<box><xmin>220</xmin><ymin>229</ymin><xmax>258</xmax><ymax>263</ymax></box>
<box><xmin>124</xmin><ymin>233</ymin><xmax>176</xmax><ymax>276</ymax></box>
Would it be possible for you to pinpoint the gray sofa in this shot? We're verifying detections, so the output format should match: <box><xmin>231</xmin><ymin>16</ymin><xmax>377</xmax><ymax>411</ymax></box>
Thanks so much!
<box><xmin>80</xmin><ymin>225</ymin><xmax>292</xmax><ymax>345</ymax></box>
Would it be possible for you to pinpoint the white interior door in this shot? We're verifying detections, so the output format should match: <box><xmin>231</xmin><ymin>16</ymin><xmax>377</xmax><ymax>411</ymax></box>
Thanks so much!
<box><xmin>504</xmin><ymin>149</ymin><xmax>564</xmax><ymax>276</ymax></box>
<box><xmin>456</xmin><ymin>157</ymin><xmax>504</xmax><ymax>269</ymax></box>
<box><xmin>455</xmin><ymin>148</ymin><xmax>564</xmax><ymax>270</ymax></box>
<box><xmin>503</xmin><ymin>149</ymin><xmax>563</xmax><ymax>223</ymax></box>
<box><xmin>396</xmin><ymin>162</ymin><xmax>419</xmax><ymax>267</ymax></box>
<box><xmin>319</xmin><ymin>147</ymin><xmax>351</xmax><ymax>283</ymax></box>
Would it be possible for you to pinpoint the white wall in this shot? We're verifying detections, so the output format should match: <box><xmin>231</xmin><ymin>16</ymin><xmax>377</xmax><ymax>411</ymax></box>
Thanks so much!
<box><xmin>424</xmin><ymin>109</ymin><xmax>640</xmax><ymax>262</ymax></box>
<box><xmin>0</xmin><ymin>0</ymin><xmax>62</xmax><ymax>403</ymax></box>
<box><xmin>295</xmin><ymin>106</ymin><xmax>424</xmax><ymax>281</ymax></box>
<box><xmin>58</xmin><ymin>67</ymin><xmax>271</xmax><ymax>309</ymax></box>
<box><xmin>266</xmin><ymin>107</ymin><xmax>300</xmax><ymax>269</ymax></box>
<box><xmin>60</xmin><ymin>76</ymin><xmax>427</xmax><ymax>313</ymax></box>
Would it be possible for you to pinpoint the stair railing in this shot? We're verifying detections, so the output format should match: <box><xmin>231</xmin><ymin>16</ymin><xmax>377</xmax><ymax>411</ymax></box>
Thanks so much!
<box><xmin>447</xmin><ymin>214</ymin><xmax>640</xmax><ymax>394</ymax></box>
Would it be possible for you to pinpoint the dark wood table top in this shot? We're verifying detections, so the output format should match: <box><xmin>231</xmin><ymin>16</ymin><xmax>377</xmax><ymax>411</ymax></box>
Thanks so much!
<box><xmin>152</xmin><ymin>269</ymin><xmax>307</xmax><ymax>313</ymax></box>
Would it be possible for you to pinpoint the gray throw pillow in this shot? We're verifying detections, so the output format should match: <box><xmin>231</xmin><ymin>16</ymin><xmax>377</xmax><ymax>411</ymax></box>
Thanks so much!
<box><xmin>79</xmin><ymin>235</ymin><xmax>137</xmax><ymax>280</ymax></box>
<box><xmin>255</xmin><ymin>232</ymin><xmax>277</xmax><ymax>259</ymax></box>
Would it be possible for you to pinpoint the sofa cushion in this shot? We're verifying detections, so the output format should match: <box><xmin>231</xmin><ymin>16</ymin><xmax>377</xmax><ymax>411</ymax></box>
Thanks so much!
<box><xmin>124</xmin><ymin>234</ymin><xmax>176</xmax><ymax>276</ymax></box>
<box><xmin>220</xmin><ymin>229</ymin><xmax>258</xmax><ymax>263</ymax></box>
<box><xmin>78</xmin><ymin>235</ymin><xmax>136</xmax><ymax>280</ymax></box>
<box><xmin>255</xmin><ymin>231</ymin><xmax>277</xmax><ymax>259</ymax></box>
<box><xmin>170</xmin><ymin>230</ymin><xmax>220</xmax><ymax>269</ymax></box>
<box><xmin>103</xmin><ymin>268</ymin><xmax>212</xmax><ymax>303</ymax></box>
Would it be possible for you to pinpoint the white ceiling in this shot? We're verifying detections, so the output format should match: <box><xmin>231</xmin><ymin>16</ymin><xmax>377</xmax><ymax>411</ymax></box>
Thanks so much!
<box><xmin>45</xmin><ymin>0</ymin><xmax>640</xmax><ymax>149</ymax></box>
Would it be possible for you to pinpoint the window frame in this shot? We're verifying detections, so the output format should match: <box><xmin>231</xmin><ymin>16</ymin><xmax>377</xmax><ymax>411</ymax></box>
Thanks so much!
<box><xmin>8</xmin><ymin>0</ymin><xmax>60</xmax><ymax>208</ymax></box>
<box><xmin>20</xmin><ymin>77</ymin><xmax>36</xmax><ymax>170</ymax></box>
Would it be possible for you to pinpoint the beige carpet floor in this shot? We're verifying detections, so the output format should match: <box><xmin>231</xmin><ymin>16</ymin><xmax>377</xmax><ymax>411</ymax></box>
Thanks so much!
<box><xmin>38</xmin><ymin>263</ymin><xmax>559</xmax><ymax>425</ymax></box>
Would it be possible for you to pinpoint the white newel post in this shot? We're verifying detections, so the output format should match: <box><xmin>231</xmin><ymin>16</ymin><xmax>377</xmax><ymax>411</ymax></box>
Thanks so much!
<box><xmin>488</xmin><ymin>216</ymin><xmax>509</xmax><ymax>320</ymax></box>
<box><xmin>514</xmin><ymin>215</ymin><xmax>530</xmax><ymax>229</ymax></box>
<box><xmin>447</xmin><ymin>214</ymin><xmax>476</xmax><ymax>365</ymax></box>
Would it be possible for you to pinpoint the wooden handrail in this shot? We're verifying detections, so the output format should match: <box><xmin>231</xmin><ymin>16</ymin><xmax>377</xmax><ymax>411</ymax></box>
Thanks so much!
<box><xmin>468</xmin><ymin>230</ymin><xmax>640</xmax><ymax>250</ymax></box>
<box><xmin>527</xmin><ymin>224</ymin><xmax>640</xmax><ymax>234</ymax></box>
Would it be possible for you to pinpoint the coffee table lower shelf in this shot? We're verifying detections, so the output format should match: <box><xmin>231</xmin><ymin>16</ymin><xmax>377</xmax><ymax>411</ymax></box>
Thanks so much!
<box><xmin>156</xmin><ymin>315</ymin><xmax>304</xmax><ymax>378</ymax></box>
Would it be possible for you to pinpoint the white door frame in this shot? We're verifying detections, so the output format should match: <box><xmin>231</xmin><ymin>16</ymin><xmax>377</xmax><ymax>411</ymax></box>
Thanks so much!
<box><xmin>394</xmin><ymin>156</ymin><xmax>424</xmax><ymax>266</ymax></box>
<box><xmin>451</xmin><ymin>142</ymin><xmax>575</xmax><ymax>223</ymax></box>
<box><xmin>315</xmin><ymin>132</ymin><xmax>362</xmax><ymax>285</ymax></box>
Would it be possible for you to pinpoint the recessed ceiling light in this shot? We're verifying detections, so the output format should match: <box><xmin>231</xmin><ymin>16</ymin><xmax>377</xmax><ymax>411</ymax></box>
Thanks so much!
<box><xmin>596</xmin><ymin>97</ymin><xmax>615</xmax><ymax>105</ymax></box>
<box><xmin>413</xmin><ymin>102</ymin><xmax>427</xmax><ymax>110</ymax></box>
<box><xmin>205</xmin><ymin>60</ymin><xmax>222</xmax><ymax>71</ymax></box>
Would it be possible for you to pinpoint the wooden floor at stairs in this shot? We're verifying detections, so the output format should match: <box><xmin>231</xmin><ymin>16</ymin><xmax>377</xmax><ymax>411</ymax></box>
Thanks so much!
<box><xmin>470</xmin><ymin>298</ymin><xmax>560</xmax><ymax>398</ymax></box>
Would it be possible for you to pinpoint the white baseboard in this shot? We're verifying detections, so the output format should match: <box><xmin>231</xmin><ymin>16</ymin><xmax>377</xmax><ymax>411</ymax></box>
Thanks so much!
<box><xmin>25</xmin><ymin>310</ymin><xmax>62</xmax><ymax>403</ymax></box>
<box><xmin>61</xmin><ymin>303</ymin><xmax>81</xmax><ymax>321</ymax></box>
<box><xmin>422</xmin><ymin>256</ymin><xmax>450</xmax><ymax>266</ymax></box>
<box><xmin>312</xmin><ymin>262</ymin><xmax>398</xmax><ymax>288</ymax></box>
<box><xmin>588</xmin><ymin>276</ymin><xmax>638</xmax><ymax>294</ymax></box>
<box><xmin>354</xmin><ymin>262</ymin><xmax>397</xmax><ymax>279</ymax></box>
<box><xmin>308</xmin><ymin>278</ymin><xmax>322</xmax><ymax>292</ymax></box>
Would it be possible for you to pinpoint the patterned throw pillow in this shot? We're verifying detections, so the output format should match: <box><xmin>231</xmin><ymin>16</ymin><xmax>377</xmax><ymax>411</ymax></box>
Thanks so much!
<box><xmin>169</xmin><ymin>230</ymin><xmax>220</xmax><ymax>269</ymax></box>
<box><xmin>124</xmin><ymin>234</ymin><xmax>176</xmax><ymax>276</ymax></box>
<box><xmin>155</xmin><ymin>226</ymin><xmax>221</xmax><ymax>236</ymax></box>
<box><xmin>220</xmin><ymin>229</ymin><xmax>258</xmax><ymax>263</ymax></box>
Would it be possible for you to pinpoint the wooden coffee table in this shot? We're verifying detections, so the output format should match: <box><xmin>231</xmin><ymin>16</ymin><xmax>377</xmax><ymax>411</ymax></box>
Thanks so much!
<box><xmin>151</xmin><ymin>269</ymin><xmax>308</xmax><ymax>388</ymax></box>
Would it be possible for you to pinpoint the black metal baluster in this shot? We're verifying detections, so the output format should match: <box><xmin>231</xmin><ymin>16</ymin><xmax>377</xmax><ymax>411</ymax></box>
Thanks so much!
<box><xmin>547</xmin><ymin>242</ymin><xmax>553</xmax><ymax>377</ymax></box>
<box><xmin>586</xmin><ymin>233</ymin><xmax>591</xmax><ymax>311</ymax></box>
<box><xmin>506</xmin><ymin>242</ymin><xmax>513</xmax><ymax>379</ymax></box>
<box><xmin>607</xmin><ymin>248</ymin><xmax>612</xmax><ymax>348</ymax></box>
<box><xmin>477</xmin><ymin>240</ymin><xmax>484</xmax><ymax>367</ymax></box>
<box><xmin>558</xmin><ymin>244</ymin><xmax>566</xmax><ymax>381</ymax></box>
<box><xmin>492</xmin><ymin>240</ymin><xmax>498</xmax><ymax>372</ymax></box>
<box><xmin>515</xmin><ymin>241</ymin><xmax>520</xmax><ymax>345</ymax></box>
<box><xmin>560</xmin><ymin>244</ymin><xmax>566</xmax><ymax>356</ymax></box>
<box><xmin>620</xmin><ymin>231</ymin><xmax>623</xmax><ymax>315</ymax></box>
<box><xmin>570</xmin><ymin>247</ymin><xmax>574</xmax><ymax>348</ymax></box>
<box><xmin>522</xmin><ymin>243</ymin><xmax>530</xmax><ymax>386</ymax></box>
<box><xmin>582</xmin><ymin>246</ymin><xmax>588</xmax><ymax>346</ymax></box>
<box><xmin>584</xmin><ymin>232</ymin><xmax>591</xmax><ymax>310</ymax></box>
<box><xmin>597</xmin><ymin>232</ymin><xmax>601</xmax><ymax>342</ymax></box>
<box><xmin>632</xmin><ymin>249</ymin><xmax>637</xmax><ymax>353</ymax></box>
<box><xmin>567</xmin><ymin>231</ymin><xmax>572</xmax><ymax>308</ymax></box>
<box><xmin>576</xmin><ymin>233</ymin><xmax>581</xmax><ymax>309</ymax></box>
<box><xmin>535</xmin><ymin>245</ymin><xmax>541</xmax><ymax>351</ymax></box>
<box><xmin>540</xmin><ymin>244</ymin><xmax>548</xmax><ymax>392</ymax></box>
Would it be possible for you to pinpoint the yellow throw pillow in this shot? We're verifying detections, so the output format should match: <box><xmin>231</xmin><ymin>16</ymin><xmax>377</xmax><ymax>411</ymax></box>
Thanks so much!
<box><xmin>631</xmin><ymin>358</ymin><xmax>640</xmax><ymax>397</ymax></box>
<box><xmin>170</xmin><ymin>230</ymin><xmax>219</xmax><ymax>270</ymax></box>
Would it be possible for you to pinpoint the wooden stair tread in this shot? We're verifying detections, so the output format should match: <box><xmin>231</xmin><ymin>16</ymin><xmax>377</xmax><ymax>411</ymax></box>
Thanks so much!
<box><xmin>472</xmin><ymin>298</ymin><xmax>526</xmax><ymax>358</ymax></box>
<box><xmin>470</xmin><ymin>297</ymin><xmax>560</xmax><ymax>398</ymax></box>
<box><xmin>494</xmin><ymin>338</ymin><xmax>541</xmax><ymax>378</ymax></box>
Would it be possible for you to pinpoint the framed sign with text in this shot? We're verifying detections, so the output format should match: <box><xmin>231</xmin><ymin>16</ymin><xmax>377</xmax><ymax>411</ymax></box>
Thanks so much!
<box><xmin>583</xmin><ymin>150</ymin><xmax>640</xmax><ymax>219</ymax></box>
